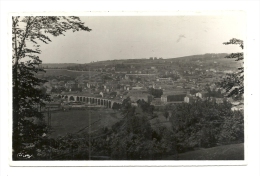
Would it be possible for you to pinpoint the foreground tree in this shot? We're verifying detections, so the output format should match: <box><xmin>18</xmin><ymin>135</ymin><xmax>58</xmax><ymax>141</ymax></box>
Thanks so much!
<box><xmin>169</xmin><ymin>100</ymin><xmax>242</xmax><ymax>152</ymax></box>
<box><xmin>219</xmin><ymin>38</ymin><xmax>244</xmax><ymax>98</ymax></box>
<box><xmin>12</xmin><ymin>16</ymin><xmax>91</xmax><ymax>159</ymax></box>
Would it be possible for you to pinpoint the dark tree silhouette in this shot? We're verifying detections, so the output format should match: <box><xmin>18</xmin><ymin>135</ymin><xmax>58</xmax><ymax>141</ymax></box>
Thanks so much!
<box><xmin>219</xmin><ymin>38</ymin><xmax>244</xmax><ymax>98</ymax></box>
<box><xmin>12</xmin><ymin>16</ymin><xmax>91</xmax><ymax>159</ymax></box>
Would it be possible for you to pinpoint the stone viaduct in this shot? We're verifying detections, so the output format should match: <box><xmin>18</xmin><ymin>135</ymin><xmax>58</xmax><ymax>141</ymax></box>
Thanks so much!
<box><xmin>57</xmin><ymin>94</ymin><xmax>121</xmax><ymax>109</ymax></box>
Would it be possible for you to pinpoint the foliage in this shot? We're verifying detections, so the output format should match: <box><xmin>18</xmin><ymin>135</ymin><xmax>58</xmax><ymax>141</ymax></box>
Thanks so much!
<box><xmin>12</xmin><ymin>16</ymin><xmax>91</xmax><ymax>159</ymax></box>
<box><xmin>112</xmin><ymin>102</ymin><xmax>121</xmax><ymax>110</ymax></box>
<box><xmin>33</xmin><ymin>133</ymin><xmax>91</xmax><ymax>160</ymax></box>
<box><xmin>190</xmin><ymin>89</ymin><xmax>199</xmax><ymax>95</ymax></box>
<box><xmin>51</xmin><ymin>87</ymin><xmax>67</xmax><ymax>93</ymax></box>
<box><xmin>136</xmin><ymin>99</ymin><xmax>155</xmax><ymax>114</ymax></box>
<box><xmin>18</xmin><ymin>97</ymin><xmax>244</xmax><ymax>160</ymax></box>
<box><xmin>169</xmin><ymin>100</ymin><xmax>243</xmax><ymax>153</ymax></box>
<box><xmin>218</xmin><ymin>111</ymin><xmax>244</xmax><ymax>144</ymax></box>
<box><xmin>206</xmin><ymin>88</ymin><xmax>223</xmax><ymax>98</ymax></box>
<box><xmin>109</xmin><ymin>97</ymin><xmax>173</xmax><ymax>159</ymax></box>
<box><xmin>219</xmin><ymin>38</ymin><xmax>244</xmax><ymax>98</ymax></box>
<box><xmin>163</xmin><ymin>111</ymin><xmax>169</xmax><ymax>120</ymax></box>
<box><xmin>148</xmin><ymin>88</ymin><xmax>163</xmax><ymax>98</ymax></box>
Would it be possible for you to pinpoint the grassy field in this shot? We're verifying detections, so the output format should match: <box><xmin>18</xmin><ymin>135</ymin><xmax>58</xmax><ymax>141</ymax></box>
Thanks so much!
<box><xmin>44</xmin><ymin>108</ymin><xmax>122</xmax><ymax>138</ymax></box>
<box><xmin>163</xmin><ymin>143</ymin><xmax>244</xmax><ymax>160</ymax></box>
<box><xmin>44</xmin><ymin>107</ymin><xmax>172</xmax><ymax>138</ymax></box>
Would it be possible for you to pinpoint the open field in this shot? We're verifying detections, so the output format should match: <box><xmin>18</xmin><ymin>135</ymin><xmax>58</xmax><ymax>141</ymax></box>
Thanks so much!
<box><xmin>44</xmin><ymin>108</ymin><xmax>122</xmax><ymax>138</ymax></box>
<box><xmin>44</xmin><ymin>108</ymin><xmax>173</xmax><ymax>138</ymax></box>
<box><xmin>163</xmin><ymin>143</ymin><xmax>244</xmax><ymax>160</ymax></box>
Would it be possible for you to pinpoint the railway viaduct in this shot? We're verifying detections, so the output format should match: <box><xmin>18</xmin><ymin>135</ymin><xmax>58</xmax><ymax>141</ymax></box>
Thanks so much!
<box><xmin>56</xmin><ymin>94</ymin><xmax>121</xmax><ymax>109</ymax></box>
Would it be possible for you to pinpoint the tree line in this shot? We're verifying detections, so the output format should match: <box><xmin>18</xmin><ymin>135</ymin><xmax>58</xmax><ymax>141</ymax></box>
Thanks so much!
<box><xmin>16</xmin><ymin>97</ymin><xmax>243</xmax><ymax>160</ymax></box>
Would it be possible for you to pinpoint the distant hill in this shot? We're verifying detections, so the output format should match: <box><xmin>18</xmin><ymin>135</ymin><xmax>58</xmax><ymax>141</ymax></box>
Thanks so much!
<box><xmin>41</xmin><ymin>53</ymin><xmax>241</xmax><ymax>71</ymax></box>
<box><xmin>85</xmin><ymin>53</ymin><xmax>233</xmax><ymax>66</ymax></box>
<box><xmin>85</xmin><ymin>53</ymin><xmax>240</xmax><ymax>71</ymax></box>
<box><xmin>167</xmin><ymin>53</ymin><xmax>229</xmax><ymax>61</ymax></box>
<box><xmin>41</xmin><ymin>63</ymin><xmax>78</xmax><ymax>69</ymax></box>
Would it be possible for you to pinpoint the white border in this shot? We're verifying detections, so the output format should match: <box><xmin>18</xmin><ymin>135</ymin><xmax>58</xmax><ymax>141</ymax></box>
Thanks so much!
<box><xmin>8</xmin><ymin>10</ymin><xmax>248</xmax><ymax>167</ymax></box>
<box><xmin>1</xmin><ymin>0</ymin><xmax>259</xmax><ymax>175</ymax></box>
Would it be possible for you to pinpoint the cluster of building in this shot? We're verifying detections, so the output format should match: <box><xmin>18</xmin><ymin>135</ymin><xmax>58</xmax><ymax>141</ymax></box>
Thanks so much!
<box><xmin>39</xmin><ymin>61</ymin><xmax>243</xmax><ymax>112</ymax></box>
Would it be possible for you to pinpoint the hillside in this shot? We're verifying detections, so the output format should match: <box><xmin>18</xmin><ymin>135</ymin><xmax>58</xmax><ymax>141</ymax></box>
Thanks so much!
<box><xmin>68</xmin><ymin>53</ymin><xmax>241</xmax><ymax>71</ymax></box>
<box><xmin>41</xmin><ymin>63</ymin><xmax>78</xmax><ymax>69</ymax></box>
<box><xmin>40</xmin><ymin>53</ymin><xmax>241</xmax><ymax>74</ymax></box>
<box><xmin>87</xmin><ymin>53</ymin><xmax>230</xmax><ymax>65</ymax></box>
<box><xmin>163</xmin><ymin>143</ymin><xmax>244</xmax><ymax>160</ymax></box>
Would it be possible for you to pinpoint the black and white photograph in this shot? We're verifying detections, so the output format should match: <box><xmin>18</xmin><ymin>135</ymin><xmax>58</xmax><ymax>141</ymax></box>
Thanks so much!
<box><xmin>11</xmin><ymin>13</ymin><xmax>246</xmax><ymax>162</ymax></box>
<box><xmin>1</xmin><ymin>1</ymin><xmax>259</xmax><ymax>172</ymax></box>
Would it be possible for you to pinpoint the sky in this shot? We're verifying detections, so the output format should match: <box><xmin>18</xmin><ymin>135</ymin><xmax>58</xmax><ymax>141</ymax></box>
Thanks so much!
<box><xmin>39</xmin><ymin>14</ymin><xmax>246</xmax><ymax>63</ymax></box>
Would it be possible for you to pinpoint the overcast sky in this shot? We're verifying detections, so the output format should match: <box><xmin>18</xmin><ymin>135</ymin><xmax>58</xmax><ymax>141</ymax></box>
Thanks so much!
<box><xmin>39</xmin><ymin>15</ymin><xmax>245</xmax><ymax>63</ymax></box>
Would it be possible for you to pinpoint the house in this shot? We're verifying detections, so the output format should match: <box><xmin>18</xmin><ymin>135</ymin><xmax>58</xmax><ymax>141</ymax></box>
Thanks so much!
<box><xmin>65</xmin><ymin>80</ymin><xmax>76</xmax><ymax>89</ymax></box>
<box><xmin>161</xmin><ymin>95</ymin><xmax>167</xmax><ymax>103</ymax></box>
<box><xmin>153</xmin><ymin>84</ymin><xmax>162</xmax><ymax>89</ymax></box>
<box><xmin>231</xmin><ymin>104</ymin><xmax>244</xmax><ymax>111</ymax></box>
<box><xmin>209</xmin><ymin>83</ymin><xmax>216</xmax><ymax>91</ymax></box>
<box><xmin>123</xmin><ymin>84</ymin><xmax>131</xmax><ymax>90</ymax></box>
<box><xmin>159</xmin><ymin>85</ymin><xmax>175</xmax><ymax>90</ymax></box>
<box><xmin>87</xmin><ymin>81</ymin><xmax>99</xmax><ymax>89</ymax></box>
<box><xmin>184</xmin><ymin>95</ymin><xmax>196</xmax><ymax>103</ymax></box>
<box><xmin>132</xmin><ymin>86</ymin><xmax>143</xmax><ymax>90</ymax></box>
<box><xmin>195</xmin><ymin>91</ymin><xmax>207</xmax><ymax>99</ymax></box>
<box><xmin>176</xmin><ymin>78</ymin><xmax>186</xmax><ymax>83</ymax></box>
<box><xmin>58</xmin><ymin>81</ymin><xmax>65</xmax><ymax>87</ymax></box>
<box><xmin>231</xmin><ymin>101</ymin><xmax>241</xmax><ymax>106</ymax></box>
<box><xmin>156</xmin><ymin>77</ymin><xmax>172</xmax><ymax>81</ymax></box>
<box><xmin>51</xmin><ymin>79</ymin><xmax>59</xmax><ymax>87</ymax></box>
<box><xmin>208</xmin><ymin>97</ymin><xmax>225</xmax><ymax>104</ymax></box>
<box><xmin>161</xmin><ymin>92</ymin><xmax>186</xmax><ymax>103</ymax></box>
<box><xmin>209</xmin><ymin>68</ymin><xmax>217</xmax><ymax>72</ymax></box>
<box><xmin>78</xmin><ymin>82</ymin><xmax>86</xmax><ymax>89</ymax></box>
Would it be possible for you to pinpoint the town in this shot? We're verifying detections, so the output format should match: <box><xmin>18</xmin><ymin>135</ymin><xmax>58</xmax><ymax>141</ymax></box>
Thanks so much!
<box><xmin>11</xmin><ymin>15</ymin><xmax>245</xmax><ymax>161</ymax></box>
<box><xmin>38</xmin><ymin>53</ymin><xmax>243</xmax><ymax>113</ymax></box>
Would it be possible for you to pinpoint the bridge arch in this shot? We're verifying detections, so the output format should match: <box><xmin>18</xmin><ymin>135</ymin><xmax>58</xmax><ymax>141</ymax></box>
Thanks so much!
<box><xmin>66</xmin><ymin>94</ymin><xmax>121</xmax><ymax>109</ymax></box>
<box><xmin>69</xmin><ymin>96</ymin><xmax>75</xmax><ymax>101</ymax></box>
